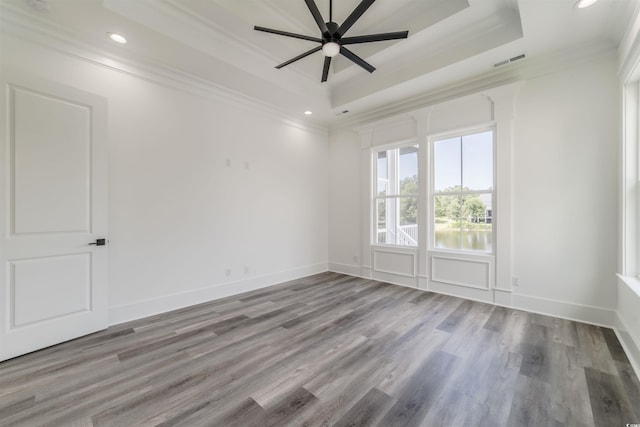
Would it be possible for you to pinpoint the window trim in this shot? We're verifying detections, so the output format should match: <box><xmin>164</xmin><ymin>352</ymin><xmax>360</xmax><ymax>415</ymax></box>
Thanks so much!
<box><xmin>372</xmin><ymin>140</ymin><xmax>420</xmax><ymax>248</ymax></box>
<box><xmin>428</xmin><ymin>125</ymin><xmax>497</xmax><ymax>255</ymax></box>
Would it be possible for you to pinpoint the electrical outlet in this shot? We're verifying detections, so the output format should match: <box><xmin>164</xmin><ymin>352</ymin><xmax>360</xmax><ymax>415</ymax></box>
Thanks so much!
<box><xmin>226</xmin><ymin>159</ymin><xmax>231</xmax><ymax>168</ymax></box>
<box><xmin>353</xmin><ymin>255</ymin><xmax>359</xmax><ymax>263</ymax></box>
<box><xmin>511</xmin><ymin>277</ymin><xmax>519</xmax><ymax>287</ymax></box>
<box><xmin>244</xmin><ymin>265</ymin><xmax>250</xmax><ymax>274</ymax></box>
<box><xmin>225</xmin><ymin>268</ymin><xmax>231</xmax><ymax>277</ymax></box>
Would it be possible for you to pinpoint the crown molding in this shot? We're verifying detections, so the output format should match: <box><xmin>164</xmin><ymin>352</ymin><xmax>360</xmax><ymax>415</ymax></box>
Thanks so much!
<box><xmin>0</xmin><ymin>3</ymin><xmax>329</xmax><ymax>137</ymax></box>
<box><xmin>619</xmin><ymin>1</ymin><xmax>640</xmax><ymax>81</ymax></box>
<box><xmin>331</xmin><ymin>40</ymin><xmax>617</xmax><ymax>132</ymax></box>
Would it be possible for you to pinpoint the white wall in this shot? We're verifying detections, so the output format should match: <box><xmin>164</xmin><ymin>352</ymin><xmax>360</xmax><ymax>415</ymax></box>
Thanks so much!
<box><xmin>512</xmin><ymin>57</ymin><xmax>619</xmax><ymax>313</ymax></box>
<box><xmin>329</xmin><ymin>54</ymin><xmax>620</xmax><ymax>324</ymax></box>
<box><xmin>328</xmin><ymin>129</ymin><xmax>362</xmax><ymax>276</ymax></box>
<box><xmin>1</xmin><ymin>35</ymin><xmax>329</xmax><ymax>323</ymax></box>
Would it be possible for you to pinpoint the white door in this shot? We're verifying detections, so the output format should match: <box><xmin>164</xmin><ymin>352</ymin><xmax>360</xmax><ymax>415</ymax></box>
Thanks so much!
<box><xmin>0</xmin><ymin>70</ymin><xmax>108</xmax><ymax>361</ymax></box>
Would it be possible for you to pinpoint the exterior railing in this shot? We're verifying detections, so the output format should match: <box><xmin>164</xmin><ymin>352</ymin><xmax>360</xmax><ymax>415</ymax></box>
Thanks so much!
<box><xmin>377</xmin><ymin>224</ymin><xmax>418</xmax><ymax>246</ymax></box>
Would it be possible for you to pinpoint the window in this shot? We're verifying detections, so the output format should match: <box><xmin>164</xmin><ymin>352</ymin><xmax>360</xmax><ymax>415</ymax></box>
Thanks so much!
<box><xmin>432</xmin><ymin>130</ymin><xmax>494</xmax><ymax>252</ymax></box>
<box><xmin>375</xmin><ymin>144</ymin><xmax>418</xmax><ymax>246</ymax></box>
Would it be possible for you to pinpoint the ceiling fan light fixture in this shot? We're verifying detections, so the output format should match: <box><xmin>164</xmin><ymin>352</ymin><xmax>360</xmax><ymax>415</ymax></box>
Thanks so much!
<box><xmin>575</xmin><ymin>0</ymin><xmax>600</xmax><ymax>8</ymax></box>
<box><xmin>322</xmin><ymin>42</ymin><xmax>340</xmax><ymax>58</ymax></box>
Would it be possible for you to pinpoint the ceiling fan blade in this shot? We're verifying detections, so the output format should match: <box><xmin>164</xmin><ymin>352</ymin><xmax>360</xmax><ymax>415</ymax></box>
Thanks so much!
<box><xmin>254</xmin><ymin>26</ymin><xmax>322</xmax><ymax>43</ymax></box>
<box><xmin>341</xmin><ymin>31</ymin><xmax>408</xmax><ymax>45</ymax></box>
<box><xmin>304</xmin><ymin>0</ymin><xmax>330</xmax><ymax>37</ymax></box>
<box><xmin>321</xmin><ymin>56</ymin><xmax>332</xmax><ymax>82</ymax></box>
<box><xmin>336</xmin><ymin>0</ymin><xmax>376</xmax><ymax>38</ymax></box>
<box><xmin>340</xmin><ymin>46</ymin><xmax>376</xmax><ymax>73</ymax></box>
<box><xmin>275</xmin><ymin>46</ymin><xmax>322</xmax><ymax>69</ymax></box>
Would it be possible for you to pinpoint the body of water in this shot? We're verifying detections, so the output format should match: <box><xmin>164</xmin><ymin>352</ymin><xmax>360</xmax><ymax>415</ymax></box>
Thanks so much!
<box><xmin>435</xmin><ymin>229</ymin><xmax>492</xmax><ymax>252</ymax></box>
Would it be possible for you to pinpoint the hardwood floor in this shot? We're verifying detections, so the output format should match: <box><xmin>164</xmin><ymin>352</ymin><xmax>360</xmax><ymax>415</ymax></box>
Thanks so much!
<box><xmin>1</xmin><ymin>272</ymin><xmax>639</xmax><ymax>426</ymax></box>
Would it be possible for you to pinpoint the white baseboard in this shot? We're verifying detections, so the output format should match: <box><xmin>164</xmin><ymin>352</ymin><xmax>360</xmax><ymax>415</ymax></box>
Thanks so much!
<box><xmin>329</xmin><ymin>263</ymin><xmax>423</xmax><ymax>290</ymax></box>
<box><xmin>108</xmin><ymin>263</ymin><xmax>328</xmax><ymax>325</ymax></box>
<box><xmin>615</xmin><ymin>313</ymin><xmax>640</xmax><ymax>382</ymax></box>
<box><xmin>494</xmin><ymin>288</ymin><xmax>512</xmax><ymax>306</ymax></box>
<box><xmin>511</xmin><ymin>293</ymin><xmax>616</xmax><ymax>328</ymax></box>
<box><xmin>328</xmin><ymin>262</ymin><xmax>363</xmax><ymax>278</ymax></box>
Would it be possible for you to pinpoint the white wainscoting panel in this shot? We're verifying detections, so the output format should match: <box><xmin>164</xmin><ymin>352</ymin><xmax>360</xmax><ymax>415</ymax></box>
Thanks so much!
<box><xmin>373</xmin><ymin>248</ymin><xmax>416</xmax><ymax>278</ymax></box>
<box><xmin>430</xmin><ymin>255</ymin><xmax>492</xmax><ymax>290</ymax></box>
<box><xmin>10</xmin><ymin>254</ymin><xmax>91</xmax><ymax>328</ymax></box>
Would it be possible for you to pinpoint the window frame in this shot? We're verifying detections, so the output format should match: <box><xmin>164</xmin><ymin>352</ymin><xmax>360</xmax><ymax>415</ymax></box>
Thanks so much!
<box><xmin>372</xmin><ymin>141</ymin><xmax>420</xmax><ymax>248</ymax></box>
<box><xmin>429</xmin><ymin>126</ymin><xmax>496</xmax><ymax>255</ymax></box>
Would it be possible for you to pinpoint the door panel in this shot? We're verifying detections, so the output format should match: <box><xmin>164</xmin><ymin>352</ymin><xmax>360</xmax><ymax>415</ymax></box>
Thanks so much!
<box><xmin>0</xmin><ymin>71</ymin><xmax>108</xmax><ymax>361</ymax></box>
<box><xmin>13</xmin><ymin>88</ymin><xmax>91</xmax><ymax>234</ymax></box>
<box><xmin>11</xmin><ymin>254</ymin><xmax>91</xmax><ymax>327</ymax></box>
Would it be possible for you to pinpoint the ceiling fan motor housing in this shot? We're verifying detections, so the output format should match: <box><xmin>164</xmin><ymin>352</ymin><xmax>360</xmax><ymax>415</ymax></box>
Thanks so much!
<box><xmin>325</xmin><ymin>21</ymin><xmax>340</xmax><ymax>41</ymax></box>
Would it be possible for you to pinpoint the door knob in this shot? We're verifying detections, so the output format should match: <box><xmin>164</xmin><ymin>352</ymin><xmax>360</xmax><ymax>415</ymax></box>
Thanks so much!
<box><xmin>88</xmin><ymin>238</ymin><xmax>106</xmax><ymax>246</ymax></box>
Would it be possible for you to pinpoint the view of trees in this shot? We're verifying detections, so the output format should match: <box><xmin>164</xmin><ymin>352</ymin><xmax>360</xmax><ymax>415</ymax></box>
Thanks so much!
<box><xmin>435</xmin><ymin>186</ymin><xmax>490</xmax><ymax>227</ymax></box>
<box><xmin>379</xmin><ymin>181</ymin><xmax>490</xmax><ymax>227</ymax></box>
<box><xmin>399</xmin><ymin>175</ymin><xmax>417</xmax><ymax>225</ymax></box>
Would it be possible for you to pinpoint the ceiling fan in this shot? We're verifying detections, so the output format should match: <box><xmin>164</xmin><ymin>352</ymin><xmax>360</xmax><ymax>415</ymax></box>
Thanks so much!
<box><xmin>254</xmin><ymin>0</ymin><xmax>409</xmax><ymax>82</ymax></box>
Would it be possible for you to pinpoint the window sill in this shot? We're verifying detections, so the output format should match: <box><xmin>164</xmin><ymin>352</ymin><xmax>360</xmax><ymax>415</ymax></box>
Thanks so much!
<box><xmin>617</xmin><ymin>274</ymin><xmax>640</xmax><ymax>298</ymax></box>
<box><xmin>429</xmin><ymin>248</ymin><xmax>494</xmax><ymax>259</ymax></box>
<box><xmin>371</xmin><ymin>244</ymin><xmax>418</xmax><ymax>251</ymax></box>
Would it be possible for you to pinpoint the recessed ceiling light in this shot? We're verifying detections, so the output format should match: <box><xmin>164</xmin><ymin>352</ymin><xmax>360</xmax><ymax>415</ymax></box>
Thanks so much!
<box><xmin>575</xmin><ymin>0</ymin><xmax>600</xmax><ymax>8</ymax></box>
<box><xmin>108</xmin><ymin>33</ymin><xmax>127</xmax><ymax>44</ymax></box>
<box><xmin>304</xmin><ymin>111</ymin><xmax>313</xmax><ymax>116</ymax></box>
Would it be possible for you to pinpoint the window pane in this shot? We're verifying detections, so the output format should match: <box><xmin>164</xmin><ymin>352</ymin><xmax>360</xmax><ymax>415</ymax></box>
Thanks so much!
<box><xmin>399</xmin><ymin>145</ymin><xmax>418</xmax><ymax>196</ymax></box>
<box><xmin>462</xmin><ymin>131</ymin><xmax>493</xmax><ymax>191</ymax></box>
<box><xmin>377</xmin><ymin>182</ymin><xmax>387</xmax><ymax>196</ymax></box>
<box><xmin>374</xmin><ymin>144</ymin><xmax>419</xmax><ymax>247</ymax></box>
<box><xmin>376</xmin><ymin>198</ymin><xmax>386</xmax><ymax>244</ymax></box>
<box><xmin>377</xmin><ymin>151</ymin><xmax>387</xmax><ymax>180</ymax></box>
<box><xmin>376</xmin><ymin>197</ymin><xmax>418</xmax><ymax>247</ymax></box>
<box><xmin>434</xmin><ymin>137</ymin><xmax>461</xmax><ymax>192</ymax></box>
<box><xmin>434</xmin><ymin>195</ymin><xmax>461</xmax><ymax>250</ymax></box>
<box><xmin>399</xmin><ymin>196</ymin><xmax>418</xmax><ymax>246</ymax></box>
<box><xmin>461</xmin><ymin>193</ymin><xmax>492</xmax><ymax>252</ymax></box>
<box><xmin>434</xmin><ymin>193</ymin><xmax>492</xmax><ymax>251</ymax></box>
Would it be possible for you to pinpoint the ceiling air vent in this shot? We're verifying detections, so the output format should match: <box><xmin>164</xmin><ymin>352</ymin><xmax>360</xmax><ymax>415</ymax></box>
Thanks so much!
<box><xmin>494</xmin><ymin>53</ymin><xmax>526</xmax><ymax>68</ymax></box>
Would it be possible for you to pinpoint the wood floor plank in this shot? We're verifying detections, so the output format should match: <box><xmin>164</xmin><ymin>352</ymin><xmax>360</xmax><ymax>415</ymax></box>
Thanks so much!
<box><xmin>584</xmin><ymin>366</ymin><xmax>637</xmax><ymax>426</ymax></box>
<box><xmin>601</xmin><ymin>327</ymin><xmax>630</xmax><ymax>363</ymax></box>
<box><xmin>575</xmin><ymin>323</ymin><xmax>618</xmax><ymax>376</ymax></box>
<box><xmin>615</xmin><ymin>360</ymin><xmax>640</xmax><ymax>420</ymax></box>
<box><xmin>0</xmin><ymin>272</ymin><xmax>637</xmax><ymax>427</ymax></box>
<box><xmin>507</xmin><ymin>374</ymin><xmax>564</xmax><ymax>427</ymax></box>
<box><xmin>468</xmin><ymin>351</ymin><xmax>524</xmax><ymax>427</ymax></box>
<box><xmin>377</xmin><ymin>350</ymin><xmax>459</xmax><ymax>427</ymax></box>
<box><xmin>332</xmin><ymin>387</ymin><xmax>395</xmax><ymax>427</ymax></box>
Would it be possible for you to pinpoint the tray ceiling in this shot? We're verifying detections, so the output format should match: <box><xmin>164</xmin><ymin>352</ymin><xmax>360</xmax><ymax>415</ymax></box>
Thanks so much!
<box><xmin>0</xmin><ymin>0</ymin><xmax>634</xmax><ymax>126</ymax></box>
